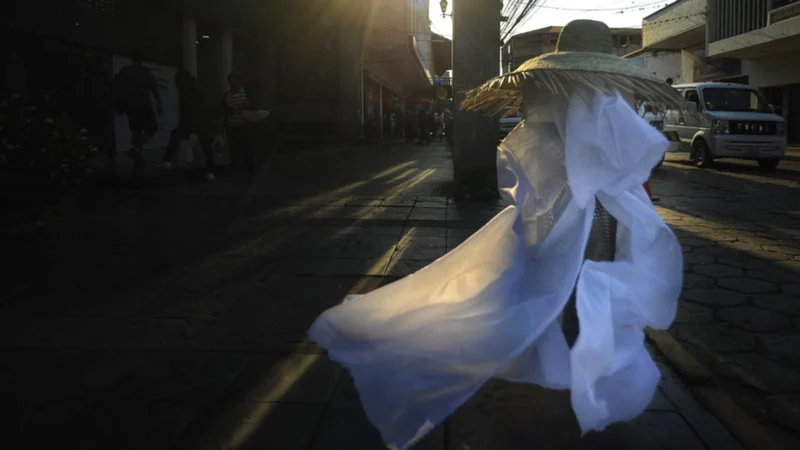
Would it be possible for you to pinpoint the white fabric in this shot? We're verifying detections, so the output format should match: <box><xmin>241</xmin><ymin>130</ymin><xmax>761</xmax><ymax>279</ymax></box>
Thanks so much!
<box><xmin>243</xmin><ymin>109</ymin><xmax>269</xmax><ymax>122</ymax></box>
<box><xmin>308</xmin><ymin>89</ymin><xmax>683</xmax><ymax>450</ymax></box>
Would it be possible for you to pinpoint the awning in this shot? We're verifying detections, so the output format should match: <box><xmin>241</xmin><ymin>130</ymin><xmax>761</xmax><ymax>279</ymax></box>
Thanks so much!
<box><xmin>363</xmin><ymin>36</ymin><xmax>433</xmax><ymax>95</ymax></box>
<box><xmin>624</xmin><ymin>23</ymin><xmax>706</xmax><ymax>59</ymax></box>
<box><xmin>708</xmin><ymin>15</ymin><xmax>800</xmax><ymax>59</ymax></box>
<box><xmin>361</xmin><ymin>0</ymin><xmax>433</xmax><ymax>95</ymax></box>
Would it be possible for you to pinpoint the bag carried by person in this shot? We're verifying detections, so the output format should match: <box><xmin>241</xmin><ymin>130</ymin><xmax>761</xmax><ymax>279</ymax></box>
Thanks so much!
<box><xmin>179</xmin><ymin>135</ymin><xmax>197</xmax><ymax>165</ymax></box>
<box><xmin>212</xmin><ymin>133</ymin><xmax>229</xmax><ymax>165</ymax></box>
<box><xmin>243</xmin><ymin>110</ymin><xmax>269</xmax><ymax>123</ymax></box>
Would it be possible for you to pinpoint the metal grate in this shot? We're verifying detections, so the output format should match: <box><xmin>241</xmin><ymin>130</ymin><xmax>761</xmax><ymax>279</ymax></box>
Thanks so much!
<box><xmin>562</xmin><ymin>197</ymin><xmax>617</xmax><ymax>346</ymax></box>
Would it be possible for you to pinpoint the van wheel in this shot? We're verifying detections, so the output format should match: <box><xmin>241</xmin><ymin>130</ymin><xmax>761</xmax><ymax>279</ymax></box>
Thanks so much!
<box><xmin>757</xmin><ymin>158</ymin><xmax>780</xmax><ymax>171</ymax></box>
<box><xmin>692</xmin><ymin>140</ymin><xmax>714</xmax><ymax>168</ymax></box>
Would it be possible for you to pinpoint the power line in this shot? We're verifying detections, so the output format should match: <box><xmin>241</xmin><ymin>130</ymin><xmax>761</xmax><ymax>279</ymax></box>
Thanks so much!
<box><xmin>502</xmin><ymin>0</ymin><xmax>544</xmax><ymax>42</ymax></box>
<box><xmin>535</xmin><ymin>0</ymin><xmax>674</xmax><ymax>12</ymax></box>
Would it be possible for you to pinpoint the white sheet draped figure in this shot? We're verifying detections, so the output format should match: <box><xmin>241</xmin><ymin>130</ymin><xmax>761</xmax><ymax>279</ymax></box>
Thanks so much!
<box><xmin>308</xmin><ymin>89</ymin><xmax>683</xmax><ymax>450</ymax></box>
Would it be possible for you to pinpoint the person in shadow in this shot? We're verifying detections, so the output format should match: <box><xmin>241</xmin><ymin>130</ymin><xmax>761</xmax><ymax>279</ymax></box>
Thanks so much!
<box><xmin>161</xmin><ymin>70</ymin><xmax>216</xmax><ymax>181</ymax></box>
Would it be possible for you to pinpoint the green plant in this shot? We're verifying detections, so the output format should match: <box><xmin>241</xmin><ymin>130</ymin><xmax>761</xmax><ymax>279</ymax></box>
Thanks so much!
<box><xmin>0</xmin><ymin>92</ymin><xmax>100</xmax><ymax>188</ymax></box>
<box><xmin>0</xmin><ymin>92</ymin><xmax>101</xmax><ymax>222</ymax></box>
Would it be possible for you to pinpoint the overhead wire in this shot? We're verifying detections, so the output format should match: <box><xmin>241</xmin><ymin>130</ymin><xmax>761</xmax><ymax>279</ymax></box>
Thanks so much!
<box><xmin>535</xmin><ymin>1</ymin><xmax>675</xmax><ymax>12</ymax></box>
<box><xmin>502</xmin><ymin>0</ymin><xmax>543</xmax><ymax>42</ymax></box>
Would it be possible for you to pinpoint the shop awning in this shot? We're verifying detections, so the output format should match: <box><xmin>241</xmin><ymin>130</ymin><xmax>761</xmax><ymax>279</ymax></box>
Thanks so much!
<box><xmin>624</xmin><ymin>23</ymin><xmax>706</xmax><ymax>59</ymax></box>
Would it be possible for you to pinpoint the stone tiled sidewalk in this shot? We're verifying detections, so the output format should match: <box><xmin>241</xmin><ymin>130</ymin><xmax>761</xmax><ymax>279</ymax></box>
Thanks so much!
<box><xmin>1</xmin><ymin>143</ymin><xmax>744</xmax><ymax>449</ymax></box>
<box><xmin>653</xmin><ymin>154</ymin><xmax>800</xmax><ymax>448</ymax></box>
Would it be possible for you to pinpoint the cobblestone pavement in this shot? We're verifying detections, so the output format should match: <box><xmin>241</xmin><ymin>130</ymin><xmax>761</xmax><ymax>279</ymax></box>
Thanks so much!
<box><xmin>1</xmin><ymin>143</ymin><xmax>742</xmax><ymax>449</ymax></box>
<box><xmin>652</xmin><ymin>153</ymin><xmax>800</xmax><ymax>448</ymax></box>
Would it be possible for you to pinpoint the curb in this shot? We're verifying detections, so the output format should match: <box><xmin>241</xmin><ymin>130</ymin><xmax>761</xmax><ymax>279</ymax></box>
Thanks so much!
<box><xmin>785</xmin><ymin>153</ymin><xmax>800</xmax><ymax>162</ymax></box>
<box><xmin>645</xmin><ymin>329</ymin><xmax>785</xmax><ymax>450</ymax></box>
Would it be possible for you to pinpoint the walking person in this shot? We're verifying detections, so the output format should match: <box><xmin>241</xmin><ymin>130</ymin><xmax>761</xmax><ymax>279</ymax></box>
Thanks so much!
<box><xmin>161</xmin><ymin>70</ymin><xmax>216</xmax><ymax>181</ymax></box>
<box><xmin>405</xmin><ymin>109</ymin><xmax>416</xmax><ymax>143</ymax></box>
<box><xmin>443</xmin><ymin>108</ymin><xmax>453</xmax><ymax>147</ymax></box>
<box><xmin>114</xmin><ymin>49</ymin><xmax>162</xmax><ymax>172</ymax></box>
<box><xmin>417</xmin><ymin>107</ymin><xmax>431</xmax><ymax>145</ymax></box>
<box><xmin>223</xmin><ymin>71</ymin><xmax>256</xmax><ymax>175</ymax></box>
<box><xmin>82</xmin><ymin>56</ymin><xmax>115</xmax><ymax>172</ymax></box>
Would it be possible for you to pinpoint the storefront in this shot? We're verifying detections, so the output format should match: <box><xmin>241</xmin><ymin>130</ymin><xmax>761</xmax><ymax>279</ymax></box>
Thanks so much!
<box><xmin>363</xmin><ymin>76</ymin><xmax>381</xmax><ymax>139</ymax></box>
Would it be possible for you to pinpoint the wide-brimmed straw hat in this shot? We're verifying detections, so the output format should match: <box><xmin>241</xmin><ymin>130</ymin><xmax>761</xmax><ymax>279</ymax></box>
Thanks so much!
<box><xmin>461</xmin><ymin>20</ymin><xmax>683</xmax><ymax>114</ymax></box>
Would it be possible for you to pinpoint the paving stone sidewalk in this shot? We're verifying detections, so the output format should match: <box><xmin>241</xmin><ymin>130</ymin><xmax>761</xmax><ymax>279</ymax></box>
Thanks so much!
<box><xmin>1</xmin><ymin>143</ymin><xmax>743</xmax><ymax>449</ymax></box>
<box><xmin>652</xmin><ymin>154</ymin><xmax>800</xmax><ymax>448</ymax></box>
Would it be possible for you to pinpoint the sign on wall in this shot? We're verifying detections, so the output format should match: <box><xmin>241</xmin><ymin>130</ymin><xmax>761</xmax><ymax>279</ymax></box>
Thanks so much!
<box><xmin>111</xmin><ymin>56</ymin><xmax>179</xmax><ymax>152</ymax></box>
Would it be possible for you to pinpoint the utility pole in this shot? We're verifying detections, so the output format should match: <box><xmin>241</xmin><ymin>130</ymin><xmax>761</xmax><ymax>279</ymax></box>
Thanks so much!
<box><xmin>452</xmin><ymin>0</ymin><xmax>501</xmax><ymax>200</ymax></box>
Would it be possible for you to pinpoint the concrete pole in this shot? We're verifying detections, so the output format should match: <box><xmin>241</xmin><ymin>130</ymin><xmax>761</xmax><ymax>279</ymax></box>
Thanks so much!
<box><xmin>338</xmin><ymin>0</ymin><xmax>367</xmax><ymax>141</ymax></box>
<box><xmin>220</xmin><ymin>29</ymin><xmax>234</xmax><ymax>94</ymax></box>
<box><xmin>452</xmin><ymin>0</ymin><xmax>501</xmax><ymax>200</ymax></box>
<box><xmin>379</xmin><ymin>85</ymin><xmax>384</xmax><ymax>137</ymax></box>
<box><xmin>181</xmin><ymin>13</ymin><xmax>198</xmax><ymax>77</ymax></box>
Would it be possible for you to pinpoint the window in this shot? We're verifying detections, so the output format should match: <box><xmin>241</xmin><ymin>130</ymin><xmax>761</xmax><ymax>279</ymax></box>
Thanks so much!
<box><xmin>685</xmin><ymin>90</ymin><xmax>700</xmax><ymax>108</ymax></box>
<box><xmin>702</xmin><ymin>87</ymin><xmax>772</xmax><ymax>113</ymax></box>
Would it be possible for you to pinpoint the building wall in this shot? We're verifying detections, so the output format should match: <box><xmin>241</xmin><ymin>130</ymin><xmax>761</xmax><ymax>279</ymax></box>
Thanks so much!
<box><xmin>507</xmin><ymin>30</ymin><xmax>558</xmax><ymax>71</ymax></box>
<box><xmin>7</xmin><ymin>0</ymin><xmax>184</xmax><ymax>66</ymax></box>
<box><xmin>642</xmin><ymin>0</ymin><xmax>706</xmax><ymax>47</ymax></box>
<box><xmin>631</xmin><ymin>51</ymin><xmax>683</xmax><ymax>84</ymax></box>
<box><xmin>410</xmin><ymin>0</ymin><xmax>434</xmax><ymax>77</ymax></box>
<box><xmin>742</xmin><ymin>51</ymin><xmax>800</xmax><ymax>87</ymax></box>
<box><xmin>505</xmin><ymin>28</ymin><xmax>641</xmax><ymax>71</ymax></box>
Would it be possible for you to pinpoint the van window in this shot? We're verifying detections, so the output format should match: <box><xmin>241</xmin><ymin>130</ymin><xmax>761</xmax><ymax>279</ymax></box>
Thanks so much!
<box><xmin>685</xmin><ymin>90</ymin><xmax>701</xmax><ymax>109</ymax></box>
<box><xmin>702</xmin><ymin>87</ymin><xmax>771</xmax><ymax>113</ymax></box>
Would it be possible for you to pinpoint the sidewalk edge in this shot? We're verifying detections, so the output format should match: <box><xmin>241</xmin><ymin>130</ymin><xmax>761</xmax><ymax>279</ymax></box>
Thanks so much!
<box><xmin>645</xmin><ymin>328</ymin><xmax>784</xmax><ymax>450</ymax></box>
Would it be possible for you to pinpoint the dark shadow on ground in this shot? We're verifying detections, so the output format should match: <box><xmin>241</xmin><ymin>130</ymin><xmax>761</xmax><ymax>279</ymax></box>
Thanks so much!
<box><xmin>0</xmin><ymin>142</ymin><xmax>460</xmax><ymax>449</ymax></box>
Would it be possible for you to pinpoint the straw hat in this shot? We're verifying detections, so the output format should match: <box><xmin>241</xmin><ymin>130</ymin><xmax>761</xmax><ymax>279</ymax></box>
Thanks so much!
<box><xmin>461</xmin><ymin>20</ymin><xmax>683</xmax><ymax>114</ymax></box>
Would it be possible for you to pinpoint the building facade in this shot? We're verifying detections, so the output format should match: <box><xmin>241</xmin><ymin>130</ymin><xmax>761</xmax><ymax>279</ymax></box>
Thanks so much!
<box><xmin>502</xmin><ymin>26</ymin><xmax>642</xmax><ymax>73</ymax></box>
<box><xmin>629</xmin><ymin>50</ymin><xmax>685</xmax><ymax>85</ymax></box>
<box><xmin>2</xmin><ymin>0</ymin><xmax>434</xmax><ymax>145</ymax></box>
<box><xmin>625</xmin><ymin>0</ymin><xmax>749</xmax><ymax>84</ymax></box>
<box><xmin>707</xmin><ymin>0</ymin><xmax>800</xmax><ymax>143</ymax></box>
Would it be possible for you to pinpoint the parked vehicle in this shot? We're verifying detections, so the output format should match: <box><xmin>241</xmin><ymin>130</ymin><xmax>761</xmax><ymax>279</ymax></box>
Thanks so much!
<box><xmin>499</xmin><ymin>106</ymin><xmax>522</xmax><ymax>141</ymax></box>
<box><xmin>638</xmin><ymin>101</ymin><xmax>680</xmax><ymax>169</ymax></box>
<box><xmin>665</xmin><ymin>82</ymin><xmax>786</xmax><ymax>171</ymax></box>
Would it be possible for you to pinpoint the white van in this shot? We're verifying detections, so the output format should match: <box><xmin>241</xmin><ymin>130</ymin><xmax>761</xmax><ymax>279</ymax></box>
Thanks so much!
<box><xmin>665</xmin><ymin>82</ymin><xmax>787</xmax><ymax>170</ymax></box>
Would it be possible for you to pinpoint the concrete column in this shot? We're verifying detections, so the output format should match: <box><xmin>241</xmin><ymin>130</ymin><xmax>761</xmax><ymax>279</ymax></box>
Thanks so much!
<box><xmin>681</xmin><ymin>50</ymin><xmax>696</xmax><ymax>83</ymax></box>
<box><xmin>452</xmin><ymin>0</ymin><xmax>501</xmax><ymax>199</ymax></box>
<box><xmin>707</xmin><ymin>0</ymin><xmax>717</xmax><ymax>46</ymax></box>
<box><xmin>181</xmin><ymin>13</ymin><xmax>198</xmax><ymax>77</ymax></box>
<box><xmin>338</xmin><ymin>0</ymin><xmax>367</xmax><ymax>141</ymax></box>
<box><xmin>220</xmin><ymin>29</ymin><xmax>233</xmax><ymax>94</ymax></box>
<box><xmin>379</xmin><ymin>85</ymin><xmax>384</xmax><ymax>137</ymax></box>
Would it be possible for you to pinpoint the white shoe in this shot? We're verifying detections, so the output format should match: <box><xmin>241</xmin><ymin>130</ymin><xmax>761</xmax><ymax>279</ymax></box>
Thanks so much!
<box><xmin>206</xmin><ymin>172</ymin><xmax>216</xmax><ymax>182</ymax></box>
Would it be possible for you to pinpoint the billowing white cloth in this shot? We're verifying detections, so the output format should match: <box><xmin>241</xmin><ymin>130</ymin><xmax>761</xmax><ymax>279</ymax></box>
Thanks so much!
<box><xmin>308</xmin><ymin>89</ymin><xmax>683</xmax><ymax>450</ymax></box>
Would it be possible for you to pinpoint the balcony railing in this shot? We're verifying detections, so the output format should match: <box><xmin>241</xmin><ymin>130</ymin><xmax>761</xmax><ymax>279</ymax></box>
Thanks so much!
<box><xmin>770</xmin><ymin>0</ymin><xmax>800</xmax><ymax>24</ymax></box>
<box><xmin>710</xmin><ymin>0</ymin><xmax>769</xmax><ymax>42</ymax></box>
<box><xmin>710</xmin><ymin>0</ymin><xmax>800</xmax><ymax>43</ymax></box>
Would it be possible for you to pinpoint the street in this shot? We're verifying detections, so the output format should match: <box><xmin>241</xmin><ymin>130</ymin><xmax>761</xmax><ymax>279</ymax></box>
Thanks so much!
<box><xmin>1</xmin><ymin>143</ymin><xmax>798</xmax><ymax>449</ymax></box>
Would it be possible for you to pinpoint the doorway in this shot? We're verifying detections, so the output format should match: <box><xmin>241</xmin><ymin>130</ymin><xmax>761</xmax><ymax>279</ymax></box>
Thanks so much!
<box><xmin>787</xmin><ymin>84</ymin><xmax>800</xmax><ymax>145</ymax></box>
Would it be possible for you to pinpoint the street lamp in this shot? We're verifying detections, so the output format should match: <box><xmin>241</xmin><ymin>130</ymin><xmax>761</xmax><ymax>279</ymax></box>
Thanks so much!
<box><xmin>440</xmin><ymin>0</ymin><xmax>449</xmax><ymax>18</ymax></box>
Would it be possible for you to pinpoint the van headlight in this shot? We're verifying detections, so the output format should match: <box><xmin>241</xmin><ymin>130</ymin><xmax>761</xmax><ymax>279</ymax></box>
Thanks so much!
<box><xmin>776</xmin><ymin>122</ymin><xmax>785</xmax><ymax>135</ymax></box>
<box><xmin>712</xmin><ymin>119</ymin><xmax>729</xmax><ymax>134</ymax></box>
